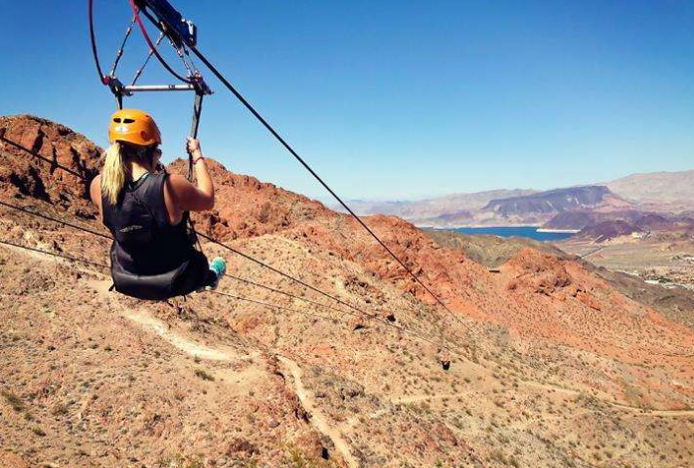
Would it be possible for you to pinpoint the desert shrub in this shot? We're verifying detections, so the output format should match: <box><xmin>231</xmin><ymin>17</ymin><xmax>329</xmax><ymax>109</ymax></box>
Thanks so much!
<box><xmin>285</xmin><ymin>445</ymin><xmax>337</xmax><ymax>468</ymax></box>
<box><xmin>156</xmin><ymin>454</ymin><xmax>204</xmax><ymax>468</ymax></box>
<box><xmin>194</xmin><ymin>369</ymin><xmax>215</xmax><ymax>381</ymax></box>
<box><xmin>2</xmin><ymin>390</ymin><xmax>25</xmax><ymax>412</ymax></box>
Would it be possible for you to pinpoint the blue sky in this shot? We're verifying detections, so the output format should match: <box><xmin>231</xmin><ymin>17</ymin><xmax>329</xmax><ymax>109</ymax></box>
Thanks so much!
<box><xmin>2</xmin><ymin>1</ymin><xmax>694</xmax><ymax>200</ymax></box>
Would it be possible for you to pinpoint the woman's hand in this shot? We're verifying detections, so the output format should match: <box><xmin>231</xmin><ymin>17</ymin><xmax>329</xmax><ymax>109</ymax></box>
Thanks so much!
<box><xmin>186</xmin><ymin>137</ymin><xmax>202</xmax><ymax>155</ymax></box>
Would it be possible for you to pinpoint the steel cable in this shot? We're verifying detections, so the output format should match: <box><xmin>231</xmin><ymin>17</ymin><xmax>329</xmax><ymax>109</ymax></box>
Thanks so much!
<box><xmin>186</xmin><ymin>45</ymin><xmax>467</xmax><ymax>332</ymax></box>
<box><xmin>85</xmin><ymin>1</ymin><xmax>463</xmax><ymax>340</ymax></box>
<box><xmin>0</xmin><ymin>235</ymin><xmax>464</xmax><ymax>359</ymax></box>
<box><xmin>0</xmin><ymin>136</ymin><xmax>464</xmax><ymax>355</ymax></box>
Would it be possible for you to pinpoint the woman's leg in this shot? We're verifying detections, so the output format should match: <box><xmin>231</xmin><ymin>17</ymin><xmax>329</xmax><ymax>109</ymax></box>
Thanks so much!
<box><xmin>173</xmin><ymin>250</ymin><xmax>210</xmax><ymax>296</ymax></box>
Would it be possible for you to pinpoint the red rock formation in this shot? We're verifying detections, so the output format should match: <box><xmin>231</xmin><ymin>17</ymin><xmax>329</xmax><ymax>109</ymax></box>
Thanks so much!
<box><xmin>0</xmin><ymin>116</ymin><xmax>101</xmax><ymax>216</ymax></box>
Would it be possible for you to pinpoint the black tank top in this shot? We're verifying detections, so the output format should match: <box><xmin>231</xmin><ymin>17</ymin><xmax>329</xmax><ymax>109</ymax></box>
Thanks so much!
<box><xmin>102</xmin><ymin>172</ymin><xmax>195</xmax><ymax>276</ymax></box>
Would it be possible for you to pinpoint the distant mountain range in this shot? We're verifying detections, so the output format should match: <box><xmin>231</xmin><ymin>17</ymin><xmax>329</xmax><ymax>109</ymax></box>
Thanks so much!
<box><xmin>484</xmin><ymin>186</ymin><xmax>624</xmax><ymax>216</ymax></box>
<box><xmin>605</xmin><ymin>169</ymin><xmax>694</xmax><ymax>210</ymax></box>
<box><xmin>340</xmin><ymin>189</ymin><xmax>536</xmax><ymax>219</ymax></box>
<box><xmin>340</xmin><ymin>170</ymin><xmax>694</xmax><ymax>228</ymax></box>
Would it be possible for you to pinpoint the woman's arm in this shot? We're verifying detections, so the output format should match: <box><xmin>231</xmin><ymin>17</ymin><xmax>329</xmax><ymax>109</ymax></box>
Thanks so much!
<box><xmin>186</xmin><ymin>136</ymin><xmax>214</xmax><ymax>209</ymax></box>
<box><xmin>163</xmin><ymin>138</ymin><xmax>215</xmax><ymax>222</ymax></box>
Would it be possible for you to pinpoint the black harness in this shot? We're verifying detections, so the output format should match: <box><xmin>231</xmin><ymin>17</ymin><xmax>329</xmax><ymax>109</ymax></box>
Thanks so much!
<box><xmin>102</xmin><ymin>172</ymin><xmax>208</xmax><ymax>300</ymax></box>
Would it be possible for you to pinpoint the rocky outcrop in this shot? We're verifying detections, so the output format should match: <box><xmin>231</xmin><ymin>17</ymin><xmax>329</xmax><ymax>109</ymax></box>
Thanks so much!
<box><xmin>505</xmin><ymin>247</ymin><xmax>573</xmax><ymax>296</ymax></box>
<box><xmin>0</xmin><ymin>115</ymin><xmax>101</xmax><ymax>216</ymax></box>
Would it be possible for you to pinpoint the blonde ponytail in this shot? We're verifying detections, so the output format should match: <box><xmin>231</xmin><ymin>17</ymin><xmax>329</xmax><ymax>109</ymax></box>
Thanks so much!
<box><xmin>101</xmin><ymin>143</ymin><xmax>129</xmax><ymax>205</ymax></box>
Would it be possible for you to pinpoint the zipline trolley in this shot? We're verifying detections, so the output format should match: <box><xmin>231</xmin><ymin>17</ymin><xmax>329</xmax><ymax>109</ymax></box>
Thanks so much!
<box><xmin>89</xmin><ymin>0</ymin><xmax>213</xmax><ymax>178</ymax></box>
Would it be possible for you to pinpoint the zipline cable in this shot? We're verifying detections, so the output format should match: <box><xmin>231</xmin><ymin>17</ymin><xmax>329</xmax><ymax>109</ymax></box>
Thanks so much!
<box><xmin>0</xmin><ymin>193</ymin><xmax>382</xmax><ymax>326</ymax></box>
<box><xmin>0</xmin><ymin>238</ymin><xmax>346</xmax><ymax>331</ymax></box>
<box><xmin>224</xmin><ymin>272</ymin><xmax>357</xmax><ymax>317</ymax></box>
<box><xmin>210</xmin><ymin>290</ymin><xmax>342</xmax><ymax>325</ymax></box>
<box><xmin>0</xmin><ymin>236</ymin><xmax>329</xmax><ymax>323</ymax></box>
<box><xmin>0</xmin><ymin>136</ymin><xmax>464</xmax><ymax>352</ymax></box>
<box><xmin>184</xmin><ymin>45</ymin><xmax>466</xmax><ymax>331</ymax></box>
<box><xmin>0</xmin><ymin>200</ymin><xmax>111</xmax><ymax>240</ymax></box>
<box><xmin>1</xmin><ymin>135</ymin><xmax>91</xmax><ymax>181</ymax></box>
<box><xmin>0</xmin><ymin>236</ymin><xmax>465</xmax><ymax>359</ymax></box>
<box><xmin>0</xmin><ymin>239</ymin><xmax>109</xmax><ymax>269</ymax></box>
<box><xmin>0</xmin><ymin>196</ymin><xmax>369</xmax><ymax>321</ymax></box>
<box><xmin>195</xmin><ymin>231</ymin><xmax>379</xmax><ymax>320</ymax></box>
<box><xmin>124</xmin><ymin>6</ymin><xmax>462</xmax><ymax>330</ymax></box>
<box><xmin>212</xmin><ymin>289</ymin><xmax>453</xmax><ymax>353</ymax></box>
<box><xmin>0</xmin><ymin>138</ymin><xmax>378</xmax><ymax>318</ymax></box>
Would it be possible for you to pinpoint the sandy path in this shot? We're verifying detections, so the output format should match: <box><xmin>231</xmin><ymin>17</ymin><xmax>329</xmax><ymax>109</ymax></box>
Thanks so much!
<box><xmin>89</xmin><ymin>279</ymin><xmax>359</xmax><ymax>467</ymax></box>
<box><xmin>122</xmin><ymin>308</ymin><xmax>249</xmax><ymax>362</ymax></box>
<box><xmin>124</xmin><ymin>309</ymin><xmax>361</xmax><ymax>466</ymax></box>
<box><xmin>278</xmin><ymin>356</ymin><xmax>360</xmax><ymax>468</ymax></box>
<box><xmin>78</xmin><ymin>268</ymin><xmax>362</xmax><ymax>467</ymax></box>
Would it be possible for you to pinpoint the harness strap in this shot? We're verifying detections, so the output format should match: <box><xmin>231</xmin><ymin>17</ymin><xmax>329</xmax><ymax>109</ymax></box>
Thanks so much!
<box><xmin>186</xmin><ymin>87</ymin><xmax>206</xmax><ymax>253</ymax></box>
<box><xmin>187</xmin><ymin>90</ymin><xmax>205</xmax><ymax>181</ymax></box>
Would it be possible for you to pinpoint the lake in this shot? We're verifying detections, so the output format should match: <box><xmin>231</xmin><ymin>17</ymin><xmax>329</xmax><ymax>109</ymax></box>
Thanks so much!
<box><xmin>450</xmin><ymin>226</ymin><xmax>576</xmax><ymax>242</ymax></box>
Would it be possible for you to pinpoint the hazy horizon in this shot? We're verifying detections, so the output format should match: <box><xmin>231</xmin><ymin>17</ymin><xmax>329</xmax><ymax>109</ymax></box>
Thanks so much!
<box><xmin>321</xmin><ymin>166</ymin><xmax>694</xmax><ymax>203</ymax></box>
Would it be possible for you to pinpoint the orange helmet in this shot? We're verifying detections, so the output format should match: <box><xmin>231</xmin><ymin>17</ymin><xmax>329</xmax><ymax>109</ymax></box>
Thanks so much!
<box><xmin>108</xmin><ymin>109</ymin><xmax>162</xmax><ymax>146</ymax></box>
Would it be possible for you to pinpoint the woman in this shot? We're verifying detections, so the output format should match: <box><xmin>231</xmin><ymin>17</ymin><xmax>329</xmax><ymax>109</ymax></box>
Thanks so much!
<box><xmin>89</xmin><ymin>109</ymin><xmax>225</xmax><ymax>300</ymax></box>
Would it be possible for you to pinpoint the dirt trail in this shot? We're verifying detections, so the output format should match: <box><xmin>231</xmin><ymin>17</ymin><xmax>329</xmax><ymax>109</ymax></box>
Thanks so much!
<box><xmin>85</xmin><ymin>277</ymin><xmax>359</xmax><ymax>467</ymax></box>
<box><xmin>124</xmin><ymin>304</ymin><xmax>360</xmax><ymax>466</ymax></box>
<box><xmin>278</xmin><ymin>356</ymin><xmax>360</xmax><ymax>468</ymax></box>
<box><xmin>82</xmin><ymin>275</ymin><xmax>254</xmax><ymax>362</ymax></box>
<box><xmin>124</xmin><ymin>302</ymin><xmax>360</xmax><ymax>466</ymax></box>
<box><xmin>123</xmin><ymin>308</ymin><xmax>251</xmax><ymax>362</ymax></box>
<box><xmin>13</xmin><ymin>251</ymin><xmax>358</xmax><ymax>467</ymax></box>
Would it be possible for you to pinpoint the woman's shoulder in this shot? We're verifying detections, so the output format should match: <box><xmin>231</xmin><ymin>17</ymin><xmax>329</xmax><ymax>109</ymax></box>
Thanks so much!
<box><xmin>162</xmin><ymin>172</ymin><xmax>196</xmax><ymax>203</ymax></box>
<box><xmin>89</xmin><ymin>174</ymin><xmax>102</xmax><ymax>199</ymax></box>
<box><xmin>164</xmin><ymin>173</ymin><xmax>190</xmax><ymax>191</ymax></box>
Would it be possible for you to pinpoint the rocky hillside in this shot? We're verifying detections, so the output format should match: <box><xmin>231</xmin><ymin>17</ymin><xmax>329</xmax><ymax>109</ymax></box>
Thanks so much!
<box><xmin>1</xmin><ymin>115</ymin><xmax>693</xmax><ymax>468</ymax></box>
<box><xmin>424</xmin><ymin>228</ymin><xmax>694</xmax><ymax>330</ymax></box>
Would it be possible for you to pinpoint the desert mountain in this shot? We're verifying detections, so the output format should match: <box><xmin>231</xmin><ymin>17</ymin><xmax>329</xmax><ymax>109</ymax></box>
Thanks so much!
<box><xmin>545</xmin><ymin>209</ymin><xmax>694</xmax><ymax>237</ymax></box>
<box><xmin>482</xmin><ymin>185</ymin><xmax>630</xmax><ymax>220</ymax></box>
<box><xmin>339</xmin><ymin>189</ymin><xmax>536</xmax><ymax>221</ymax></box>
<box><xmin>545</xmin><ymin>210</ymin><xmax>648</xmax><ymax>230</ymax></box>
<box><xmin>403</xmin><ymin>186</ymin><xmax>631</xmax><ymax>227</ymax></box>
<box><xmin>343</xmin><ymin>169</ymin><xmax>694</xmax><ymax>227</ymax></box>
<box><xmin>606</xmin><ymin>169</ymin><xmax>694</xmax><ymax>208</ymax></box>
<box><xmin>1</xmin><ymin>115</ymin><xmax>693</xmax><ymax>467</ymax></box>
